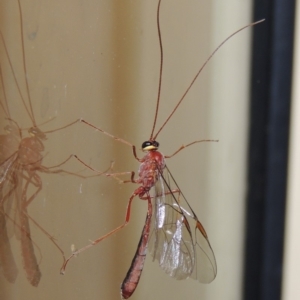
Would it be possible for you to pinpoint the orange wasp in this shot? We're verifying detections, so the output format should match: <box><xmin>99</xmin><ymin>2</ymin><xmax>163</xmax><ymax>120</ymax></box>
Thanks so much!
<box><xmin>60</xmin><ymin>0</ymin><xmax>264</xmax><ymax>298</ymax></box>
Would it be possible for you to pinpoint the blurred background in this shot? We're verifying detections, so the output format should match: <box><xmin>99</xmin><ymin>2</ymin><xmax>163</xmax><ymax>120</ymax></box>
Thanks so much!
<box><xmin>0</xmin><ymin>0</ymin><xmax>297</xmax><ymax>300</ymax></box>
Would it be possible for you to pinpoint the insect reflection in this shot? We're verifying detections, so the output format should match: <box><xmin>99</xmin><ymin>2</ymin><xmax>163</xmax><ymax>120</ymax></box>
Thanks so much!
<box><xmin>0</xmin><ymin>0</ymin><xmax>102</xmax><ymax>286</ymax></box>
<box><xmin>60</xmin><ymin>0</ymin><xmax>264</xmax><ymax>298</ymax></box>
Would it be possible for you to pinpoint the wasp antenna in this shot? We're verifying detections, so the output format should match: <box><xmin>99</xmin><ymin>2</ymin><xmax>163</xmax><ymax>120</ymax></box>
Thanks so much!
<box><xmin>150</xmin><ymin>0</ymin><xmax>164</xmax><ymax>140</ymax></box>
<box><xmin>153</xmin><ymin>19</ymin><xmax>265</xmax><ymax>140</ymax></box>
<box><xmin>17</xmin><ymin>0</ymin><xmax>36</xmax><ymax>126</ymax></box>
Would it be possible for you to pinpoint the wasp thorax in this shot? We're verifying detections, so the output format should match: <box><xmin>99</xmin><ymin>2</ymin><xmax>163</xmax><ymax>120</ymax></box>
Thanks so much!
<box><xmin>141</xmin><ymin>140</ymin><xmax>159</xmax><ymax>151</ymax></box>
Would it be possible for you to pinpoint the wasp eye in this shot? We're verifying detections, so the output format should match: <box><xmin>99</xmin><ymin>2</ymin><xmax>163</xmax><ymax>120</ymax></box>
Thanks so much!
<box><xmin>28</xmin><ymin>127</ymin><xmax>47</xmax><ymax>140</ymax></box>
<box><xmin>141</xmin><ymin>141</ymin><xmax>152</xmax><ymax>149</ymax></box>
<box><xmin>153</xmin><ymin>141</ymin><xmax>159</xmax><ymax>148</ymax></box>
<box><xmin>141</xmin><ymin>140</ymin><xmax>159</xmax><ymax>151</ymax></box>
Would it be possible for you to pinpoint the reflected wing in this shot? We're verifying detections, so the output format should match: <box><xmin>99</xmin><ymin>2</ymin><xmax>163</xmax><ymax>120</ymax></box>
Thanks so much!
<box><xmin>149</xmin><ymin>165</ymin><xmax>217</xmax><ymax>283</ymax></box>
<box><xmin>0</xmin><ymin>152</ymin><xmax>18</xmax><ymax>185</ymax></box>
<box><xmin>0</xmin><ymin>155</ymin><xmax>19</xmax><ymax>283</ymax></box>
<box><xmin>0</xmin><ymin>132</ymin><xmax>19</xmax><ymax>185</ymax></box>
<box><xmin>0</xmin><ymin>153</ymin><xmax>18</xmax><ymax>238</ymax></box>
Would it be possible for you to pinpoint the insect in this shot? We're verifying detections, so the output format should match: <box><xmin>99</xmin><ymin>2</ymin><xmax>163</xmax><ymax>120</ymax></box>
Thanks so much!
<box><xmin>0</xmin><ymin>0</ymin><xmax>110</xmax><ymax>286</ymax></box>
<box><xmin>59</xmin><ymin>0</ymin><xmax>264</xmax><ymax>298</ymax></box>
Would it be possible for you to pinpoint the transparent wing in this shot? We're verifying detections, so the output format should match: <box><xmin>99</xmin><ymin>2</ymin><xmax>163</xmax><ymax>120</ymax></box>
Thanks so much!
<box><xmin>0</xmin><ymin>152</ymin><xmax>18</xmax><ymax>185</ymax></box>
<box><xmin>0</xmin><ymin>155</ymin><xmax>19</xmax><ymax>283</ymax></box>
<box><xmin>0</xmin><ymin>131</ymin><xmax>20</xmax><ymax>185</ymax></box>
<box><xmin>0</xmin><ymin>154</ymin><xmax>19</xmax><ymax>239</ymax></box>
<box><xmin>0</xmin><ymin>152</ymin><xmax>17</xmax><ymax>221</ymax></box>
<box><xmin>149</xmin><ymin>165</ymin><xmax>217</xmax><ymax>283</ymax></box>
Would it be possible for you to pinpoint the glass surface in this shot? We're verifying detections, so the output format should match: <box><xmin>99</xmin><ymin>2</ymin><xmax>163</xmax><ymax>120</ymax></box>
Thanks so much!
<box><xmin>0</xmin><ymin>0</ymin><xmax>252</xmax><ymax>299</ymax></box>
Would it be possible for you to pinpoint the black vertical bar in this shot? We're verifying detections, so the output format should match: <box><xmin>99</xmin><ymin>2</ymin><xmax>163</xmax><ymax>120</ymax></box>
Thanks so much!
<box><xmin>243</xmin><ymin>0</ymin><xmax>295</xmax><ymax>300</ymax></box>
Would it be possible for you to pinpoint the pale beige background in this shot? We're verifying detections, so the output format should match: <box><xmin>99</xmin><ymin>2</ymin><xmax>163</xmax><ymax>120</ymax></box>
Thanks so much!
<box><xmin>0</xmin><ymin>0</ymin><xmax>253</xmax><ymax>299</ymax></box>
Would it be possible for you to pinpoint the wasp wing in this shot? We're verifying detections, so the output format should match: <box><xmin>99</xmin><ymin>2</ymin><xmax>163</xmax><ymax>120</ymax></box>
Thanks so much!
<box><xmin>0</xmin><ymin>152</ymin><xmax>20</xmax><ymax>236</ymax></box>
<box><xmin>0</xmin><ymin>152</ymin><xmax>18</xmax><ymax>185</ymax></box>
<box><xmin>0</xmin><ymin>153</ymin><xmax>19</xmax><ymax>282</ymax></box>
<box><xmin>149</xmin><ymin>166</ymin><xmax>217</xmax><ymax>283</ymax></box>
